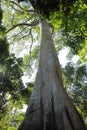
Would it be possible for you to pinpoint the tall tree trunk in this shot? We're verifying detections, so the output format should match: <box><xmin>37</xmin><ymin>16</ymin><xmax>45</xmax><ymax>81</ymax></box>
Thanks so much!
<box><xmin>18</xmin><ymin>20</ymin><xmax>86</xmax><ymax>130</ymax></box>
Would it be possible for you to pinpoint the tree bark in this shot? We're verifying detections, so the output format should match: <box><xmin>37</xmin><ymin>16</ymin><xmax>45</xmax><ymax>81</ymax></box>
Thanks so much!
<box><xmin>18</xmin><ymin>20</ymin><xmax>86</xmax><ymax>130</ymax></box>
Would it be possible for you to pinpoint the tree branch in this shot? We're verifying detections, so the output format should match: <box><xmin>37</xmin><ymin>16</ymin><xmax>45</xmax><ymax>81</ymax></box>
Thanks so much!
<box><xmin>29</xmin><ymin>29</ymin><xmax>34</xmax><ymax>56</ymax></box>
<box><xmin>10</xmin><ymin>1</ymin><xmax>25</xmax><ymax>11</ymax></box>
<box><xmin>6</xmin><ymin>21</ymin><xmax>39</xmax><ymax>33</ymax></box>
<box><xmin>7</xmin><ymin>27</ymin><xmax>28</xmax><ymax>40</ymax></box>
<box><xmin>10</xmin><ymin>1</ymin><xmax>35</xmax><ymax>13</ymax></box>
<box><xmin>19</xmin><ymin>32</ymin><xmax>31</xmax><ymax>40</ymax></box>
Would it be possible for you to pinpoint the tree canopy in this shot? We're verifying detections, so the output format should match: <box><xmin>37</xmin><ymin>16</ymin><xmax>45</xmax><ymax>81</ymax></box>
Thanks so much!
<box><xmin>0</xmin><ymin>0</ymin><xmax>87</xmax><ymax>129</ymax></box>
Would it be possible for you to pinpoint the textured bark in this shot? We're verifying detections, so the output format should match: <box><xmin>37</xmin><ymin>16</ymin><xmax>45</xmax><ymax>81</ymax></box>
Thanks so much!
<box><xmin>18</xmin><ymin>20</ymin><xmax>86</xmax><ymax>130</ymax></box>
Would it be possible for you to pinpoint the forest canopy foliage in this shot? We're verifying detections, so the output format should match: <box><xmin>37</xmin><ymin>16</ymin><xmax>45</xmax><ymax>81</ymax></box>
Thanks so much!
<box><xmin>0</xmin><ymin>0</ymin><xmax>87</xmax><ymax>129</ymax></box>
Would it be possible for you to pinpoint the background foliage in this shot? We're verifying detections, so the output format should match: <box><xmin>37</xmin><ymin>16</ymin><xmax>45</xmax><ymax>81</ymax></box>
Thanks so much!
<box><xmin>0</xmin><ymin>0</ymin><xmax>87</xmax><ymax>129</ymax></box>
